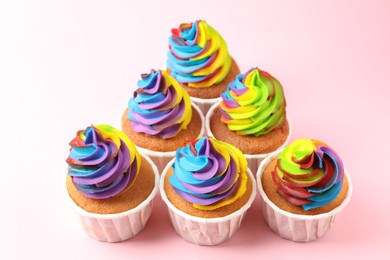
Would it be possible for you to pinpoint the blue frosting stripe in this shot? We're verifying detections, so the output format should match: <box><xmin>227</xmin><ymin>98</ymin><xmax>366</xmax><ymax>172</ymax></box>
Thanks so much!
<box><xmin>167</xmin><ymin>51</ymin><xmax>206</xmax><ymax>66</ymax></box>
<box><xmin>68</xmin><ymin>160</ymin><xmax>115</xmax><ymax>178</ymax></box>
<box><xmin>180</xmin><ymin>20</ymin><xmax>198</xmax><ymax>42</ymax></box>
<box><xmin>167</xmin><ymin>52</ymin><xmax>212</xmax><ymax>73</ymax></box>
<box><xmin>169</xmin><ymin>174</ymin><xmax>215</xmax><ymax>199</ymax></box>
<box><xmin>303</xmin><ymin>181</ymin><xmax>343</xmax><ymax>210</ymax></box>
<box><xmin>308</xmin><ymin>153</ymin><xmax>339</xmax><ymax>193</ymax></box>
<box><xmin>167</xmin><ymin>66</ymin><xmax>209</xmax><ymax>83</ymax></box>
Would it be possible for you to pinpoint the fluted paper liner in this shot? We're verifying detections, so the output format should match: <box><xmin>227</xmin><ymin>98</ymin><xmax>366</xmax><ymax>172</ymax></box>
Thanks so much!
<box><xmin>205</xmin><ymin>102</ymin><xmax>292</xmax><ymax>176</ymax></box>
<box><xmin>160</xmin><ymin>159</ymin><xmax>257</xmax><ymax>246</ymax></box>
<box><xmin>136</xmin><ymin>102</ymin><xmax>205</xmax><ymax>174</ymax></box>
<box><xmin>256</xmin><ymin>149</ymin><xmax>353</xmax><ymax>242</ymax></box>
<box><xmin>190</xmin><ymin>96</ymin><xmax>221</xmax><ymax>117</ymax></box>
<box><xmin>67</xmin><ymin>155</ymin><xmax>160</xmax><ymax>242</ymax></box>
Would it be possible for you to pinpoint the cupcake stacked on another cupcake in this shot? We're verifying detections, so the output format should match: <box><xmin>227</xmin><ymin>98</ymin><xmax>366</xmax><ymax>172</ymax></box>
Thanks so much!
<box><xmin>257</xmin><ymin>139</ymin><xmax>352</xmax><ymax>242</ymax></box>
<box><xmin>122</xmin><ymin>69</ymin><xmax>204</xmax><ymax>172</ymax></box>
<box><xmin>167</xmin><ymin>20</ymin><xmax>240</xmax><ymax>114</ymax></box>
<box><xmin>160</xmin><ymin>136</ymin><xmax>256</xmax><ymax>245</ymax></box>
<box><xmin>206</xmin><ymin>67</ymin><xmax>291</xmax><ymax>174</ymax></box>
<box><xmin>66</xmin><ymin>124</ymin><xmax>159</xmax><ymax>242</ymax></box>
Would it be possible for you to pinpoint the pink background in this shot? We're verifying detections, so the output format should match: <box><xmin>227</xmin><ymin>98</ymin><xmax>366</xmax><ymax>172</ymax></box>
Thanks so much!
<box><xmin>1</xmin><ymin>0</ymin><xmax>389</xmax><ymax>258</ymax></box>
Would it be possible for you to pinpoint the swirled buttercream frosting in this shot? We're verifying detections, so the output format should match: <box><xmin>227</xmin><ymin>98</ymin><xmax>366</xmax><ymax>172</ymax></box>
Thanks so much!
<box><xmin>66</xmin><ymin>124</ymin><xmax>141</xmax><ymax>199</ymax></box>
<box><xmin>271</xmin><ymin>139</ymin><xmax>344</xmax><ymax>210</ymax></box>
<box><xmin>169</xmin><ymin>136</ymin><xmax>248</xmax><ymax>210</ymax></box>
<box><xmin>167</xmin><ymin>20</ymin><xmax>231</xmax><ymax>88</ymax></box>
<box><xmin>127</xmin><ymin>69</ymin><xmax>192</xmax><ymax>139</ymax></box>
<box><xmin>219</xmin><ymin>67</ymin><xmax>286</xmax><ymax>136</ymax></box>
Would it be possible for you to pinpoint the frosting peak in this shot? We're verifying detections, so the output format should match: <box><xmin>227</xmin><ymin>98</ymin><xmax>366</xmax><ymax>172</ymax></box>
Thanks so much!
<box><xmin>219</xmin><ymin>67</ymin><xmax>286</xmax><ymax>136</ymax></box>
<box><xmin>167</xmin><ymin>20</ymin><xmax>231</xmax><ymax>88</ymax></box>
<box><xmin>272</xmin><ymin>139</ymin><xmax>344</xmax><ymax>210</ymax></box>
<box><xmin>66</xmin><ymin>124</ymin><xmax>141</xmax><ymax>199</ymax></box>
<box><xmin>169</xmin><ymin>136</ymin><xmax>248</xmax><ymax>210</ymax></box>
<box><xmin>127</xmin><ymin>69</ymin><xmax>192</xmax><ymax>139</ymax></box>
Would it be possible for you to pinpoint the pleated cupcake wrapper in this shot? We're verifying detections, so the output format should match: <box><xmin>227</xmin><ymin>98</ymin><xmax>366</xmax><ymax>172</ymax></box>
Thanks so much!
<box><xmin>136</xmin><ymin>147</ymin><xmax>175</xmax><ymax>176</ymax></box>
<box><xmin>205</xmin><ymin>102</ymin><xmax>292</xmax><ymax>177</ymax></box>
<box><xmin>256</xmin><ymin>149</ymin><xmax>353</xmax><ymax>242</ymax></box>
<box><xmin>136</xmin><ymin>102</ymin><xmax>205</xmax><ymax>174</ymax></box>
<box><xmin>67</xmin><ymin>155</ymin><xmax>160</xmax><ymax>242</ymax></box>
<box><xmin>190</xmin><ymin>96</ymin><xmax>221</xmax><ymax>117</ymax></box>
<box><xmin>160</xmin><ymin>159</ymin><xmax>257</xmax><ymax>246</ymax></box>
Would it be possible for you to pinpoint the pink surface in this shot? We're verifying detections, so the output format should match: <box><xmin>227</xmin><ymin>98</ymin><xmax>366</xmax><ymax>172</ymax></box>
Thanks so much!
<box><xmin>1</xmin><ymin>0</ymin><xmax>389</xmax><ymax>259</ymax></box>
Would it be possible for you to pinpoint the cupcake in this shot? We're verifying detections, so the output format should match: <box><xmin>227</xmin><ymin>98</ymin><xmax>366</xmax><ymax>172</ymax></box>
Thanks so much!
<box><xmin>65</xmin><ymin>124</ymin><xmax>159</xmax><ymax>242</ymax></box>
<box><xmin>121</xmin><ymin>69</ymin><xmax>204</xmax><ymax>173</ymax></box>
<box><xmin>206</xmin><ymin>67</ymin><xmax>291</xmax><ymax>175</ymax></box>
<box><xmin>160</xmin><ymin>136</ymin><xmax>256</xmax><ymax>245</ymax></box>
<box><xmin>167</xmin><ymin>20</ymin><xmax>240</xmax><ymax>115</ymax></box>
<box><xmin>256</xmin><ymin>139</ymin><xmax>352</xmax><ymax>242</ymax></box>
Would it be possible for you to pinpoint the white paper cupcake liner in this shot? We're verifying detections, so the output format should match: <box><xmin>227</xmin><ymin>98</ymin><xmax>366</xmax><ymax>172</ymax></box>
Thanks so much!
<box><xmin>256</xmin><ymin>149</ymin><xmax>353</xmax><ymax>242</ymax></box>
<box><xmin>205</xmin><ymin>102</ymin><xmax>292</xmax><ymax>176</ymax></box>
<box><xmin>66</xmin><ymin>155</ymin><xmax>160</xmax><ymax>242</ymax></box>
<box><xmin>160</xmin><ymin>159</ymin><xmax>257</xmax><ymax>246</ymax></box>
<box><xmin>190</xmin><ymin>96</ymin><xmax>221</xmax><ymax>117</ymax></box>
<box><xmin>136</xmin><ymin>102</ymin><xmax>205</xmax><ymax>174</ymax></box>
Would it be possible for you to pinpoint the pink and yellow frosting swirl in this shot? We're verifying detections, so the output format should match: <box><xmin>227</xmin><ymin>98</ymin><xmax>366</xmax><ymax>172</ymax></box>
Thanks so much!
<box><xmin>127</xmin><ymin>69</ymin><xmax>192</xmax><ymax>139</ymax></box>
<box><xmin>169</xmin><ymin>136</ymin><xmax>248</xmax><ymax>210</ymax></box>
<box><xmin>167</xmin><ymin>20</ymin><xmax>231</xmax><ymax>88</ymax></box>
<box><xmin>219</xmin><ymin>67</ymin><xmax>286</xmax><ymax>136</ymax></box>
<box><xmin>272</xmin><ymin>139</ymin><xmax>344</xmax><ymax>210</ymax></box>
<box><xmin>66</xmin><ymin>124</ymin><xmax>141</xmax><ymax>199</ymax></box>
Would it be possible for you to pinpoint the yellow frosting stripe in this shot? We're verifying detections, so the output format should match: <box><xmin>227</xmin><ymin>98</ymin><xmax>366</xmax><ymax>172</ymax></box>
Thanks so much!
<box><xmin>192</xmin><ymin>26</ymin><xmax>221</xmax><ymax>61</ymax></box>
<box><xmin>162</xmin><ymin>70</ymin><xmax>193</xmax><ymax>130</ymax></box>
<box><xmin>196</xmin><ymin>21</ymin><xmax>208</xmax><ymax>48</ymax></box>
<box><xmin>188</xmin><ymin>55</ymin><xmax>231</xmax><ymax>88</ymax></box>
<box><xmin>162</xmin><ymin>70</ymin><xmax>182</xmax><ymax>108</ymax></box>
<box><xmin>209</xmin><ymin>139</ymin><xmax>231</xmax><ymax>176</ymax></box>
<box><xmin>95</xmin><ymin>124</ymin><xmax>141</xmax><ymax>173</ymax></box>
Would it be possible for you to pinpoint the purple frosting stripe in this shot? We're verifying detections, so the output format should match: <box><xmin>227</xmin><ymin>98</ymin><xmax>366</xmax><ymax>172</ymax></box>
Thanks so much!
<box><xmin>73</xmin><ymin>139</ymin><xmax>130</xmax><ymax>187</ymax></box>
<box><xmin>138</xmin><ymin>86</ymin><xmax>174</xmax><ymax>110</ymax></box>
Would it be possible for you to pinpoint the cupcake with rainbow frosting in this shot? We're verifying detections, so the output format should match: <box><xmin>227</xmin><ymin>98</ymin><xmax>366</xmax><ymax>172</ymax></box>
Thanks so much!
<box><xmin>122</xmin><ymin>69</ymin><xmax>204</xmax><ymax>173</ymax></box>
<box><xmin>256</xmin><ymin>139</ymin><xmax>352</xmax><ymax>242</ymax></box>
<box><xmin>65</xmin><ymin>124</ymin><xmax>159</xmax><ymax>242</ymax></box>
<box><xmin>167</xmin><ymin>20</ymin><xmax>240</xmax><ymax>115</ymax></box>
<box><xmin>206</xmin><ymin>67</ymin><xmax>291</xmax><ymax>174</ymax></box>
<box><xmin>160</xmin><ymin>136</ymin><xmax>256</xmax><ymax>245</ymax></box>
